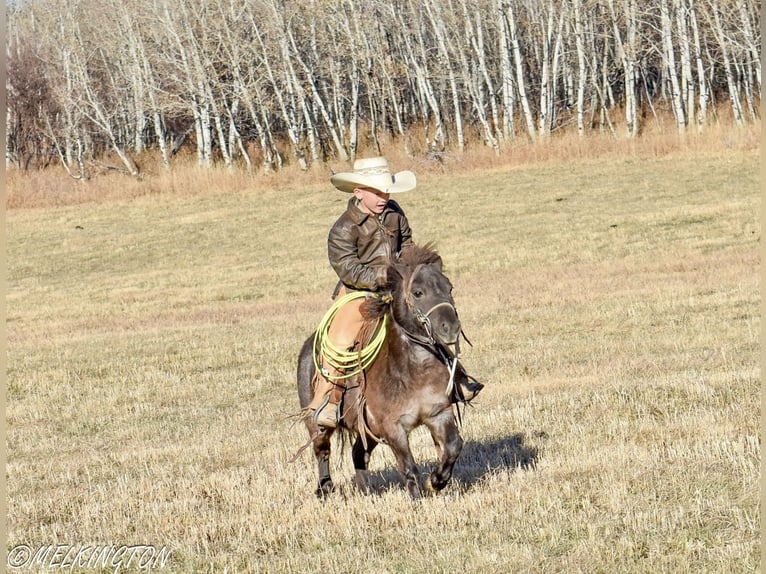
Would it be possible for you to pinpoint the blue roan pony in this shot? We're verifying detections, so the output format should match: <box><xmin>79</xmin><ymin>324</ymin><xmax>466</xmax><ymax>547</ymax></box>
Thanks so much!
<box><xmin>296</xmin><ymin>244</ymin><xmax>480</xmax><ymax>499</ymax></box>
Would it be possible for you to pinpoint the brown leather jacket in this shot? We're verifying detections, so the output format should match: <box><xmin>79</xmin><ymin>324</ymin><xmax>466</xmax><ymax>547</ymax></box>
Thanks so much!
<box><xmin>328</xmin><ymin>197</ymin><xmax>413</xmax><ymax>295</ymax></box>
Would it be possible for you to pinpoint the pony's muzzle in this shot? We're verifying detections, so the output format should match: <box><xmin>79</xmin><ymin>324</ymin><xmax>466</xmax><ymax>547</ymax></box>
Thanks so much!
<box><xmin>431</xmin><ymin>305</ymin><xmax>461</xmax><ymax>346</ymax></box>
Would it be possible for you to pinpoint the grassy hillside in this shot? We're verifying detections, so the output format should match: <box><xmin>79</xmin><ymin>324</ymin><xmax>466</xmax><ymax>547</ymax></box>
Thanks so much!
<box><xmin>6</xmin><ymin>149</ymin><xmax>760</xmax><ymax>572</ymax></box>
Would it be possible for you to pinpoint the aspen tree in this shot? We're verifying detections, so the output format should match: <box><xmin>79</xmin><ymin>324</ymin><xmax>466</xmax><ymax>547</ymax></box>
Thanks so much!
<box><xmin>5</xmin><ymin>0</ymin><xmax>762</xmax><ymax>170</ymax></box>
<box><xmin>118</xmin><ymin>3</ymin><xmax>171</xmax><ymax>168</ymax></box>
<box><xmin>460</xmin><ymin>0</ymin><xmax>503</xmax><ymax>148</ymax></box>
<box><xmin>496</xmin><ymin>0</ymin><xmax>517</xmax><ymax>141</ymax></box>
<box><xmin>504</xmin><ymin>0</ymin><xmax>537</xmax><ymax>141</ymax></box>
<box><xmin>661</xmin><ymin>0</ymin><xmax>688</xmax><ymax>131</ymax></box>
<box><xmin>688</xmin><ymin>0</ymin><xmax>709</xmax><ymax>128</ymax></box>
<box><xmin>675</xmin><ymin>0</ymin><xmax>696</xmax><ymax>129</ymax></box>
<box><xmin>734</xmin><ymin>0</ymin><xmax>759</xmax><ymax>121</ymax></box>
<box><xmin>247</xmin><ymin>8</ymin><xmax>308</xmax><ymax>170</ymax></box>
<box><xmin>424</xmin><ymin>0</ymin><xmax>464</xmax><ymax>152</ymax></box>
<box><xmin>706</xmin><ymin>0</ymin><xmax>745</xmax><ymax>126</ymax></box>
<box><xmin>68</xmin><ymin>4</ymin><xmax>141</xmax><ymax>177</ymax></box>
<box><xmin>391</xmin><ymin>1</ymin><xmax>446</xmax><ymax>151</ymax></box>
<box><xmin>532</xmin><ymin>0</ymin><xmax>567</xmax><ymax>138</ymax></box>
<box><xmin>572</xmin><ymin>0</ymin><xmax>588</xmax><ymax>137</ymax></box>
<box><xmin>736</xmin><ymin>0</ymin><xmax>760</xmax><ymax>94</ymax></box>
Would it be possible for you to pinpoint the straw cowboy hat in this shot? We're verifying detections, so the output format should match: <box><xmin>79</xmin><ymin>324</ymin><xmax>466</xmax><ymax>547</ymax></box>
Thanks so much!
<box><xmin>330</xmin><ymin>156</ymin><xmax>416</xmax><ymax>194</ymax></box>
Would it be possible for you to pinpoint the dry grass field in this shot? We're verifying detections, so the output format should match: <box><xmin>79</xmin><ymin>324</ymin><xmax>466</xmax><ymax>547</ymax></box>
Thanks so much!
<box><xmin>6</xmin><ymin>138</ymin><xmax>761</xmax><ymax>572</ymax></box>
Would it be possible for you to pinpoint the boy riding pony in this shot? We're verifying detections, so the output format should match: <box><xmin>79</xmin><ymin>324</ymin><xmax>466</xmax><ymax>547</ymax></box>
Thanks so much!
<box><xmin>307</xmin><ymin>156</ymin><xmax>483</xmax><ymax>429</ymax></box>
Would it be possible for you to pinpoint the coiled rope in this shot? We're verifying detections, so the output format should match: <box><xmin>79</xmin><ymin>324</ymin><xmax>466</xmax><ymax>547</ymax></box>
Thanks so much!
<box><xmin>313</xmin><ymin>291</ymin><xmax>388</xmax><ymax>381</ymax></box>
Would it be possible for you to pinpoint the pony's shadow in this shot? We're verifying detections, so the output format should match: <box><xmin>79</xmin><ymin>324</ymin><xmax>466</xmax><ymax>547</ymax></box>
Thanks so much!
<box><xmin>452</xmin><ymin>433</ymin><xmax>539</xmax><ymax>489</ymax></box>
<box><xmin>361</xmin><ymin>433</ymin><xmax>540</xmax><ymax>495</ymax></box>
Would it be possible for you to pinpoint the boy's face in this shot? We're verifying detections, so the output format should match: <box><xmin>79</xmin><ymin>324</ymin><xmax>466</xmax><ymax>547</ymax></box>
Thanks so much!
<box><xmin>354</xmin><ymin>187</ymin><xmax>391</xmax><ymax>215</ymax></box>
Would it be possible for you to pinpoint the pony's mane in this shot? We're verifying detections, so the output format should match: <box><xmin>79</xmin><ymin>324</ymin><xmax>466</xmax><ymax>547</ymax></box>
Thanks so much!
<box><xmin>396</xmin><ymin>242</ymin><xmax>442</xmax><ymax>268</ymax></box>
<box><xmin>360</xmin><ymin>243</ymin><xmax>442</xmax><ymax>322</ymax></box>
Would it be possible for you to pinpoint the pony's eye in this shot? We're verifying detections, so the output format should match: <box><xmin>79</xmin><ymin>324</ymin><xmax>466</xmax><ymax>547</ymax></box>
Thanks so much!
<box><xmin>413</xmin><ymin>289</ymin><xmax>424</xmax><ymax>299</ymax></box>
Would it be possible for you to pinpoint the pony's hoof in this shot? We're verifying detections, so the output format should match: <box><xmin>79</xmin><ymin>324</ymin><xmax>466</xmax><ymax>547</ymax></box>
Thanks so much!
<box><xmin>426</xmin><ymin>473</ymin><xmax>448</xmax><ymax>493</ymax></box>
<box><xmin>315</xmin><ymin>479</ymin><xmax>335</xmax><ymax>499</ymax></box>
<box><xmin>406</xmin><ymin>480</ymin><xmax>423</xmax><ymax>500</ymax></box>
<box><xmin>354</xmin><ymin>470</ymin><xmax>371</xmax><ymax>494</ymax></box>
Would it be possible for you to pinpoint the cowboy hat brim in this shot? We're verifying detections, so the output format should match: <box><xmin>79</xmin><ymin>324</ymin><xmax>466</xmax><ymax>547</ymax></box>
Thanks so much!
<box><xmin>330</xmin><ymin>170</ymin><xmax>416</xmax><ymax>194</ymax></box>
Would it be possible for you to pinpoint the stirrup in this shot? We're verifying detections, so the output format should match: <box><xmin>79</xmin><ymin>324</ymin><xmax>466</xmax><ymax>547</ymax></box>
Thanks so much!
<box><xmin>312</xmin><ymin>394</ymin><xmax>338</xmax><ymax>429</ymax></box>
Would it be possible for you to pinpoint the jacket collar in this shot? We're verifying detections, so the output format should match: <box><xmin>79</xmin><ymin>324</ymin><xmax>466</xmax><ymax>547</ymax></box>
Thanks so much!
<box><xmin>346</xmin><ymin>197</ymin><xmax>387</xmax><ymax>225</ymax></box>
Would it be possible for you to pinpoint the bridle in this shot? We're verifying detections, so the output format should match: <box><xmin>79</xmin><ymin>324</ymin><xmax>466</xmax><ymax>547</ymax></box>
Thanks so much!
<box><xmin>401</xmin><ymin>263</ymin><xmax>466</xmax><ymax>398</ymax></box>
<box><xmin>402</xmin><ymin>264</ymin><xmax>457</xmax><ymax>344</ymax></box>
<box><xmin>411</xmin><ymin>301</ymin><xmax>458</xmax><ymax>345</ymax></box>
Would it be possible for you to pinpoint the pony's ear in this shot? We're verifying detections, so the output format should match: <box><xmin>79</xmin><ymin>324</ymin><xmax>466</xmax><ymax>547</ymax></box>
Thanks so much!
<box><xmin>432</xmin><ymin>255</ymin><xmax>444</xmax><ymax>272</ymax></box>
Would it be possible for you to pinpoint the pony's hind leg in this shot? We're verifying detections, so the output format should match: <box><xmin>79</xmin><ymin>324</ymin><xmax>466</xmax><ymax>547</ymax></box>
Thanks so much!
<box><xmin>312</xmin><ymin>429</ymin><xmax>335</xmax><ymax>498</ymax></box>
<box><xmin>351</xmin><ymin>435</ymin><xmax>378</xmax><ymax>494</ymax></box>
<box><xmin>296</xmin><ymin>333</ymin><xmax>335</xmax><ymax>497</ymax></box>
<box><xmin>425</xmin><ymin>409</ymin><xmax>464</xmax><ymax>493</ymax></box>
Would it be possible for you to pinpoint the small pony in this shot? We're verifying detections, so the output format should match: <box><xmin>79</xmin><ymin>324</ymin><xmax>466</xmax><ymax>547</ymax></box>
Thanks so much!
<box><xmin>296</xmin><ymin>244</ymin><xmax>476</xmax><ymax>499</ymax></box>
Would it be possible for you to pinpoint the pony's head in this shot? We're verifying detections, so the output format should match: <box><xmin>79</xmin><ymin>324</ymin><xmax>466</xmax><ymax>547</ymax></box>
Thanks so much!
<box><xmin>364</xmin><ymin>244</ymin><xmax>461</xmax><ymax>346</ymax></box>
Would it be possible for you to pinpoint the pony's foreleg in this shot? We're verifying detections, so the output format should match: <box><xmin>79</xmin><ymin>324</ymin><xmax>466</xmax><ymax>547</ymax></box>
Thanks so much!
<box><xmin>351</xmin><ymin>435</ymin><xmax>377</xmax><ymax>494</ymax></box>
<box><xmin>386</xmin><ymin>429</ymin><xmax>422</xmax><ymax>499</ymax></box>
<box><xmin>425</xmin><ymin>409</ymin><xmax>464</xmax><ymax>493</ymax></box>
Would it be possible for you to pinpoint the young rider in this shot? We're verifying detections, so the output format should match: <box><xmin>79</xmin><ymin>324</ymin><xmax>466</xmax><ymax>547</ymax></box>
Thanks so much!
<box><xmin>307</xmin><ymin>156</ymin><xmax>482</xmax><ymax>428</ymax></box>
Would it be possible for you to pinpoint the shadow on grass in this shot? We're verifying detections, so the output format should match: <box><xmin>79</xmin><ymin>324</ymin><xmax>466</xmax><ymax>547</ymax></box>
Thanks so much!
<box><xmin>359</xmin><ymin>432</ymin><xmax>540</xmax><ymax>496</ymax></box>
<box><xmin>452</xmin><ymin>433</ymin><xmax>539</xmax><ymax>489</ymax></box>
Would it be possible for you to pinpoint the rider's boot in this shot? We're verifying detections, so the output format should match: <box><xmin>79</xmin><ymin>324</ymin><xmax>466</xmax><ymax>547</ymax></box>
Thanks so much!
<box><xmin>453</xmin><ymin>364</ymin><xmax>484</xmax><ymax>403</ymax></box>
<box><xmin>307</xmin><ymin>371</ymin><xmax>339</xmax><ymax>429</ymax></box>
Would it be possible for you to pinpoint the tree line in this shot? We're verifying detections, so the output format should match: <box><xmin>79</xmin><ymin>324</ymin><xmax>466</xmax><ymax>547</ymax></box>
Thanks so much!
<box><xmin>6</xmin><ymin>0</ymin><xmax>761</xmax><ymax>178</ymax></box>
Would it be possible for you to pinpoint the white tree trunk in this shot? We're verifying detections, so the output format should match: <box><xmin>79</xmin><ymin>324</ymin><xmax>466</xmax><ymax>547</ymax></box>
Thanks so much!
<box><xmin>505</xmin><ymin>1</ymin><xmax>536</xmax><ymax>142</ymax></box>
<box><xmin>688</xmin><ymin>0</ymin><xmax>708</xmax><ymax>128</ymax></box>
<box><xmin>456</xmin><ymin>0</ymin><xmax>498</xmax><ymax>152</ymax></box>
<box><xmin>392</xmin><ymin>4</ymin><xmax>444</xmax><ymax>151</ymax></box>
<box><xmin>675</xmin><ymin>0</ymin><xmax>696</xmax><ymax>130</ymax></box>
<box><xmin>71</xmin><ymin>29</ymin><xmax>140</xmax><ymax>177</ymax></box>
<box><xmin>497</xmin><ymin>0</ymin><xmax>515</xmax><ymax>141</ymax></box>
<box><xmin>196</xmin><ymin>101</ymin><xmax>213</xmax><ymax>168</ymax></box>
<box><xmin>573</xmin><ymin>0</ymin><xmax>588</xmax><ymax>137</ymax></box>
<box><xmin>469</xmin><ymin>7</ymin><xmax>503</xmax><ymax>145</ymax></box>
<box><xmin>737</xmin><ymin>0</ymin><xmax>761</xmax><ymax>93</ymax></box>
<box><xmin>537</xmin><ymin>4</ymin><xmax>554</xmax><ymax>137</ymax></box>
<box><xmin>349</xmin><ymin>64</ymin><xmax>360</xmax><ymax>162</ymax></box>
<box><xmin>608</xmin><ymin>0</ymin><xmax>638</xmax><ymax>137</ymax></box>
<box><xmin>249</xmin><ymin>12</ymin><xmax>307</xmax><ymax>170</ymax></box>
<box><xmin>160</xmin><ymin>3</ymin><xmax>211</xmax><ymax>168</ymax></box>
<box><xmin>709</xmin><ymin>0</ymin><xmax>744</xmax><ymax>126</ymax></box>
<box><xmin>287</xmin><ymin>28</ymin><xmax>348</xmax><ymax>162</ymax></box>
<box><xmin>424</xmin><ymin>0</ymin><xmax>463</xmax><ymax>153</ymax></box>
<box><xmin>661</xmin><ymin>0</ymin><xmax>687</xmax><ymax>131</ymax></box>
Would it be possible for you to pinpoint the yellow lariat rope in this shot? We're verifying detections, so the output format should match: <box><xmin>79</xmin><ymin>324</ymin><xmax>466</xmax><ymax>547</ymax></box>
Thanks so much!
<box><xmin>313</xmin><ymin>291</ymin><xmax>388</xmax><ymax>381</ymax></box>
